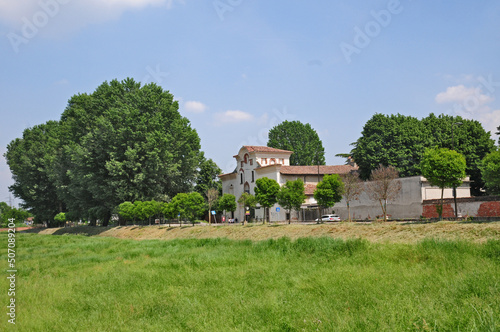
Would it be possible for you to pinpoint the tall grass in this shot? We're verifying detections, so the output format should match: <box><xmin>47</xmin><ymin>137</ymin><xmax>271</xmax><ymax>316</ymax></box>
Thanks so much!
<box><xmin>1</xmin><ymin>234</ymin><xmax>498</xmax><ymax>331</ymax></box>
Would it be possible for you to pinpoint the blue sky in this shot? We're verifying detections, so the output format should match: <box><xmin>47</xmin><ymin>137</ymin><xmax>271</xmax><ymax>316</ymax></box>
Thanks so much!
<box><xmin>1</xmin><ymin>0</ymin><xmax>499</xmax><ymax>207</ymax></box>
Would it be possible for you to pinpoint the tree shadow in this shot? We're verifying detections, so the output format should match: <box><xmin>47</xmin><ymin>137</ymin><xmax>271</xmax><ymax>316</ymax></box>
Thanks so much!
<box><xmin>21</xmin><ymin>226</ymin><xmax>113</xmax><ymax>237</ymax></box>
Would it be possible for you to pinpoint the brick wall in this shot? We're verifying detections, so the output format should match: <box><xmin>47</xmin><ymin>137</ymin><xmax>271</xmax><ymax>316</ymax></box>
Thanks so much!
<box><xmin>422</xmin><ymin>196</ymin><xmax>500</xmax><ymax>218</ymax></box>
<box><xmin>422</xmin><ymin>204</ymin><xmax>455</xmax><ymax>218</ymax></box>
<box><xmin>477</xmin><ymin>201</ymin><xmax>500</xmax><ymax>217</ymax></box>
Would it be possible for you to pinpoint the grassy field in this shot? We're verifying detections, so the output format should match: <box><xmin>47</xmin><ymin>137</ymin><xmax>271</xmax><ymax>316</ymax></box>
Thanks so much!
<box><xmin>1</xmin><ymin>225</ymin><xmax>499</xmax><ymax>331</ymax></box>
<box><xmin>25</xmin><ymin>220</ymin><xmax>500</xmax><ymax>243</ymax></box>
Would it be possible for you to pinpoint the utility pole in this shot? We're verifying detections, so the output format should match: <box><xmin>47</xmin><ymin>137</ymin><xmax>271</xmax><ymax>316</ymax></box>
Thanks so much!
<box><xmin>451</xmin><ymin>122</ymin><xmax>463</xmax><ymax>219</ymax></box>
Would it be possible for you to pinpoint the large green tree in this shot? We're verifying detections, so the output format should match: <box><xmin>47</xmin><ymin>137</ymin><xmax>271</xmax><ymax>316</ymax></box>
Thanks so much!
<box><xmin>480</xmin><ymin>149</ymin><xmax>500</xmax><ymax>195</ymax></box>
<box><xmin>6</xmin><ymin>78</ymin><xmax>203</xmax><ymax>226</ymax></box>
<box><xmin>254</xmin><ymin>177</ymin><xmax>280</xmax><ymax>224</ymax></box>
<box><xmin>313</xmin><ymin>174</ymin><xmax>344</xmax><ymax>217</ymax></box>
<box><xmin>267</xmin><ymin>120</ymin><xmax>325</xmax><ymax>166</ymax></box>
<box><xmin>420</xmin><ymin>148</ymin><xmax>467</xmax><ymax>220</ymax></box>
<box><xmin>5</xmin><ymin>121</ymin><xmax>65</xmax><ymax>225</ymax></box>
<box><xmin>351</xmin><ymin>114</ymin><xmax>427</xmax><ymax>179</ymax></box>
<box><xmin>351</xmin><ymin>113</ymin><xmax>495</xmax><ymax>195</ymax></box>
<box><xmin>277</xmin><ymin>179</ymin><xmax>307</xmax><ymax>224</ymax></box>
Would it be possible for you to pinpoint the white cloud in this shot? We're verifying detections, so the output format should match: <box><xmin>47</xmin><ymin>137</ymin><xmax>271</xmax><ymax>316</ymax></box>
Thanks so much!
<box><xmin>435</xmin><ymin>85</ymin><xmax>493</xmax><ymax>105</ymax></box>
<box><xmin>214</xmin><ymin>110</ymin><xmax>253</xmax><ymax>125</ymax></box>
<box><xmin>436</xmin><ymin>83</ymin><xmax>500</xmax><ymax>141</ymax></box>
<box><xmin>183</xmin><ymin>101</ymin><xmax>207</xmax><ymax>114</ymax></box>
<box><xmin>477</xmin><ymin>109</ymin><xmax>500</xmax><ymax>138</ymax></box>
<box><xmin>0</xmin><ymin>0</ymin><xmax>183</xmax><ymax>37</ymax></box>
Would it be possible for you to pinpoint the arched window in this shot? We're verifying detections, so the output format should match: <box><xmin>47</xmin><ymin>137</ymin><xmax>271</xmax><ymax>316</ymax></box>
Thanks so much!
<box><xmin>244</xmin><ymin>182</ymin><xmax>250</xmax><ymax>194</ymax></box>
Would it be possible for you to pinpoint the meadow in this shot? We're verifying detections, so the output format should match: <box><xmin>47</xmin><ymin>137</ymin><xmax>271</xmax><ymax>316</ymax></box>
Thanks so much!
<box><xmin>0</xmin><ymin>230</ymin><xmax>499</xmax><ymax>331</ymax></box>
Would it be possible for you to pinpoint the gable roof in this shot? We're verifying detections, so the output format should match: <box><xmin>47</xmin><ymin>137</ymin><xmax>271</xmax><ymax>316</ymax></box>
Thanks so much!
<box><xmin>279</xmin><ymin>165</ymin><xmax>358</xmax><ymax>175</ymax></box>
<box><xmin>243</xmin><ymin>146</ymin><xmax>293</xmax><ymax>154</ymax></box>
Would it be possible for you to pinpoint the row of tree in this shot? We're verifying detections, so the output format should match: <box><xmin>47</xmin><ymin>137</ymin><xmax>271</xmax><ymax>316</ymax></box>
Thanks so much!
<box><xmin>0</xmin><ymin>202</ymin><xmax>32</xmax><ymax>227</ymax></box>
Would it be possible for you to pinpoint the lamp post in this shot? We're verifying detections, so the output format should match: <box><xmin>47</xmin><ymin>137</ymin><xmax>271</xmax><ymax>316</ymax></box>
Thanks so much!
<box><xmin>451</xmin><ymin>122</ymin><xmax>463</xmax><ymax>219</ymax></box>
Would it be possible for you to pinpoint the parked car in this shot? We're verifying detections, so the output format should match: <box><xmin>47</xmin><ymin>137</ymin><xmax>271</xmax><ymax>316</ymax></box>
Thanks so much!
<box><xmin>315</xmin><ymin>214</ymin><xmax>341</xmax><ymax>222</ymax></box>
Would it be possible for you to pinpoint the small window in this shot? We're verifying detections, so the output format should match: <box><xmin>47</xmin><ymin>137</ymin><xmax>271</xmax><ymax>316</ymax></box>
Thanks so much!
<box><xmin>262</xmin><ymin>158</ymin><xmax>267</xmax><ymax>165</ymax></box>
<box><xmin>240</xmin><ymin>173</ymin><xmax>243</xmax><ymax>184</ymax></box>
<box><xmin>252</xmin><ymin>171</ymin><xmax>255</xmax><ymax>182</ymax></box>
<box><xmin>250</xmin><ymin>159</ymin><xmax>253</xmax><ymax>166</ymax></box>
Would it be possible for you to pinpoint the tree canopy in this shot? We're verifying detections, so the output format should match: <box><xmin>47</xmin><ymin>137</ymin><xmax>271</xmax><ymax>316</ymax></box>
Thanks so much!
<box><xmin>195</xmin><ymin>157</ymin><xmax>222</xmax><ymax>198</ymax></box>
<box><xmin>219</xmin><ymin>194</ymin><xmax>237</xmax><ymax>217</ymax></box>
<box><xmin>313</xmin><ymin>174</ymin><xmax>344</xmax><ymax>211</ymax></box>
<box><xmin>168</xmin><ymin>192</ymin><xmax>205</xmax><ymax>224</ymax></box>
<box><xmin>267</xmin><ymin>120</ymin><xmax>325</xmax><ymax>166</ymax></box>
<box><xmin>5</xmin><ymin>78</ymin><xmax>203</xmax><ymax>226</ymax></box>
<box><xmin>350</xmin><ymin>113</ymin><xmax>495</xmax><ymax>195</ymax></box>
<box><xmin>420</xmin><ymin>148</ymin><xmax>466</xmax><ymax>219</ymax></box>
<box><xmin>5</xmin><ymin>121</ymin><xmax>65</xmax><ymax>225</ymax></box>
<box><xmin>254</xmin><ymin>177</ymin><xmax>280</xmax><ymax>224</ymax></box>
<box><xmin>277</xmin><ymin>179</ymin><xmax>306</xmax><ymax>224</ymax></box>
<box><xmin>480</xmin><ymin>149</ymin><xmax>500</xmax><ymax>195</ymax></box>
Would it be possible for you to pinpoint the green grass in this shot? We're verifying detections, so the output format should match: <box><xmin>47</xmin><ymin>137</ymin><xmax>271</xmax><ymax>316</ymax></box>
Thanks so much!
<box><xmin>1</xmin><ymin>234</ymin><xmax>499</xmax><ymax>331</ymax></box>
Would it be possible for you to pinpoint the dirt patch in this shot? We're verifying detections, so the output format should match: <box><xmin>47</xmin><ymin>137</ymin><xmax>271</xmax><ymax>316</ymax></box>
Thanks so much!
<box><xmin>23</xmin><ymin>221</ymin><xmax>500</xmax><ymax>243</ymax></box>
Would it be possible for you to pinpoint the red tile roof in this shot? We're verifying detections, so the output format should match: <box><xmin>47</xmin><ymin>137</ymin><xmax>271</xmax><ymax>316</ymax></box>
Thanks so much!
<box><xmin>243</xmin><ymin>146</ymin><xmax>293</xmax><ymax>154</ymax></box>
<box><xmin>280</xmin><ymin>165</ymin><xmax>358</xmax><ymax>175</ymax></box>
<box><xmin>304</xmin><ymin>183</ymin><xmax>317</xmax><ymax>195</ymax></box>
<box><xmin>218</xmin><ymin>172</ymin><xmax>236</xmax><ymax>178</ymax></box>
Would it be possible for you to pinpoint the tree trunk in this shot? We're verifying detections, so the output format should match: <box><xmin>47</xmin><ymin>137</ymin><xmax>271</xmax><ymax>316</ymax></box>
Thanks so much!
<box><xmin>440</xmin><ymin>187</ymin><xmax>444</xmax><ymax>221</ymax></box>
<box><xmin>378</xmin><ymin>200</ymin><xmax>385</xmax><ymax>221</ymax></box>
<box><xmin>208</xmin><ymin>204</ymin><xmax>212</xmax><ymax>225</ymax></box>
<box><xmin>384</xmin><ymin>199</ymin><xmax>387</xmax><ymax>222</ymax></box>
<box><xmin>347</xmin><ymin>202</ymin><xmax>351</xmax><ymax>222</ymax></box>
<box><xmin>102</xmin><ymin>211</ymin><xmax>111</xmax><ymax>227</ymax></box>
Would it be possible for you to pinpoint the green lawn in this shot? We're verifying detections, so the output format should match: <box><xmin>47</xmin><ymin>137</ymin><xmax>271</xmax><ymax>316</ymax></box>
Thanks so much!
<box><xmin>1</xmin><ymin>233</ymin><xmax>499</xmax><ymax>331</ymax></box>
